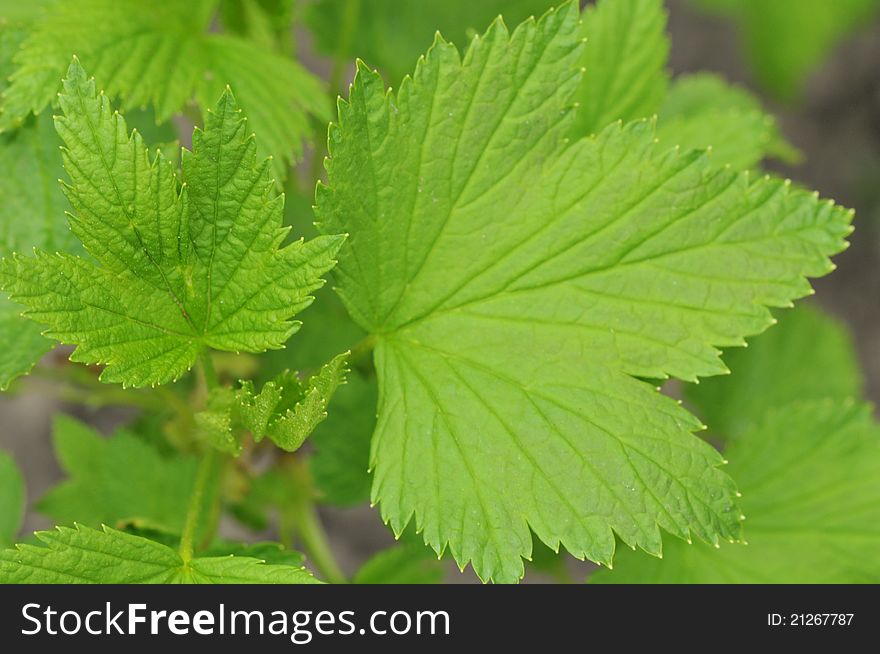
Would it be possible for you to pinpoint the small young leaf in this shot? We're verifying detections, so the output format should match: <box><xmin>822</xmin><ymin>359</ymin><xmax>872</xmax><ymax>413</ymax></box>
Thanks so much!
<box><xmin>195</xmin><ymin>388</ymin><xmax>245</xmax><ymax>455</ymax></box>
<box><xmin>0</xmin><ymin>60</ymin><xmax>344</xmax><ymax>388</ymax></box>
<box><xmin>238</xmin><ymin>372</ymin><xmax>304</xmax><ymax>441</ymax></box>
<box><xmin>686</xmin><ymin>304</ymin><xmax>862</xmax><ymax>442</ymax></box>
<box><xmin>0</xmin><ymin>524</ymin><xmax>319</xmax><ymax>583</ymax></box>
<box><xmin>241</xmin><ymin>353</ymin><xmax>349</xmax><ymax>452</ymax></box>
<box><xmin>316</xmin><ymin>3</ymin><xmax>852</xmax><ymax>582</ymax></box>
<box><xmin>0</xmin><ymin>450</ymin><xmax>25</xmax><ymax>546</ymax></box>
<box><xmin>593</xmin><ymin>400</ymin><xmax>880</xmax><ymax>583</ymax></box>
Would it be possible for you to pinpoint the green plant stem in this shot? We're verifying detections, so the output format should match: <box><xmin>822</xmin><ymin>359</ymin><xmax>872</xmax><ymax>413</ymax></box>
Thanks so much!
<box><xmin>178</xmin><ymin>447</ymin><xmax>219</xmax><ymax>563</ymax></box>
<box><xmin>179</xmin><ymin>352</ymin><xmax>224</xmax><ymax>563</ymax></box>
<box><xmin>289</xmin><ymin>500</ymin><xmax>347</xmax><ymax>584</ymax></box>
<box><xmin>200</xmin><ymin>350</ymin><xmax>219</xmax><ymax>390</ymax></box>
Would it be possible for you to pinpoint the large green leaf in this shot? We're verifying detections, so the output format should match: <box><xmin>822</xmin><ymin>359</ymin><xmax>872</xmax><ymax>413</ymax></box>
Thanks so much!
<box><xmin>0</xmin><ymin>60</ymin><xmax>343</xmax><ymax>387</ymax></box>
<box><xmin>315</xmin><ymin>3</ymin><xmax>851</xmax><ymax>582</ymax></box>
<box><xmin>0</xmin><ymin>524</ymin><xmax>319</xmax><ymax>583</ymax></box>
<box><xmin>686</xmin><ymin>304</ymin><xmax>862</xmax><ymax>441</ymax></box>
<box><xmin>593</xmin><ymin>400</ymin><xmax>880</xmax><ymax>583</ymax></box>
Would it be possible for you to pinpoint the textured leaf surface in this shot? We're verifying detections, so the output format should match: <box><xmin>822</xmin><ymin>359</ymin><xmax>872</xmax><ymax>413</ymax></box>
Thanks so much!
<box><xmin>195</xmin><ymin>388</ymin><xmax>244</xmax><ymax>455</ymax></box>
<box><xmin>316</xmin><ymin>4</ymin><xmax>852</xmax><ymax>582</ymax></box>
<box><xmin>353</xmin><ymin>543</ymin><xmax>445</xmax><ymax>584</ymax></box>
<box><xmin>0</xmin><ymin>61</ymin><xmax>343</xmax><ymax>387</ymax></box>
<box><xmin>656</xmin><ymin>74</ymin><xmax>798</xmax><ymax>170</ymax></box>
<box><xmin>0</xmin><ymin>0</ymin><xmax>327</xmax><ymax>173</ymax></box>
<box><xmin>0</xmin><ymin>450</ymin><xmax>24</xmax><ymax>546</ymax></box>
<box><xmin>306</xmin><ymin>0</ymin><xmax>553</xmax><ymax>85</ymax></box>
<box><xmin>572</xmin><ymin>0</ymin><xmax>668</xmax><ymax>135</ymax></box>
<box><xmin>593</xmin><ymin>400</ymin><xmax>880</xmax><ymax>583</ymax></box>
<box><xmin>686</xmin><ymin>304</ymin><xmax>862</xmax><ymax>441</ymax></box>
<box><xmin>38</xmin><ymin>416</ymin><xmax>204</xmax><ymax>535</ymax></box>
<box><xmin>0</xmin><ymin>524</ymin><xmax>319</xmax><ymax>583</ymax></box>
<box><xmin>241</xmin><ymin>353</ymin><xmax>349</xmax><ymax>451</ymax></box>
<box><xmin>695</xmin><ymin>0</ymin><xmax>879</xmax><ymax>99</ymax></box>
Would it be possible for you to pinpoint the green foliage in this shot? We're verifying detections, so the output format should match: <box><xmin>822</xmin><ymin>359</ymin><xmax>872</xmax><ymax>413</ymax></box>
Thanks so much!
<box><xmin>0</xmin><ymin>50</ymin><xmax>69</xmax><ymax>254</ymax></box>
<box><xmin>307</xmin><ymin>0</ymin><xmax>553</xmax><ymax>85</ymax></box>
<box><xmin>219</xmin><ymin>0</ymin><xmax>296</xmax><ymax>51</ymax></box>
<box><xmin>316</xmin><ymin>2</ymin><xmax>851</xmax><ymax>582</ymax></box>
<box><xmin>573</xmin><ymin>0</ymin><xmax>669</xmax><ymax>136</ymax></box>
<box><xmin>0</xmin><ymin>110</ymin><xmax>73</xmax><ymax>388</ymax></box>
<box><xmin>0</xmin><ymin>0</ymin><xmax>865</xmax><ymax>587</ymax></box>
<box><xmin>0</xmin><ymin>0</ymin><xmax>327</xmax><ymax>174</ymax></box>
<box><xmin>596</xmin><ymin>305</ymin><xmax>873</xmax><ymax>583</ymax></box>
<box><xmin>195</xmin><ymin>352</ymin><xmax>350</xmax><ymax>455</ymax></box>
<box><xmin>240</xmin><ymin>352</ymin><xmax>349</xmax><ymax>451</ymax></box>
<box><xmin>571</xmin><ymin>0</ymin><xmax>795</xmax><ymax>170</ymax></box>
<box><xmin>38</xmin><ymin>416</ymin><xmax>207</xmax><ymax>535</ymax></box>
<box><xmin>0</xmin><ymin>450</ymin><xmax>24</xmax><ymax>546</ymax></box>
<box><xmin>0</xmin><ymin>60</ymin><xmax>343</xmax><ymax>388</ymax></box>
<box><xmin>694</xmin><ymin>0</ymin><xmax>880</xmax><ymax>99</ymax></box>
<box><xmin>354</xmin><ymin>542</ymin><xmax>445</xmax><ymax>584</ymax></box>
<box><xmin>201</xmin><ymin>540</ymin><xmax>306</xmax><ymax>567</ymax></box>
<box><xmin>656</xmin><ymin>74</ymin><xmax>799</xmax><ymax>169</ymax></box>
<box><xmin>0</xmin><ymin>26</ymin><xmax>182</xmax><ymax>389</ymax></box>
<box><xmin>0</xmin><ymin>524</ymin><xmax>319</xmax><ymax>583</ymax></box>
<box><xmin>686</xmin><ymin>304</ymin><xmax>863</xmax><ymax>441</ymax></box>
<box><xmin>593</xmin><ymin>399</ymin><xmax>880</xmax><ymax>583</ymax></box>
<box><xmin>311</xmin><ymin>373</ymin><xmax>377</xmax><ymax>506</ymax></box>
